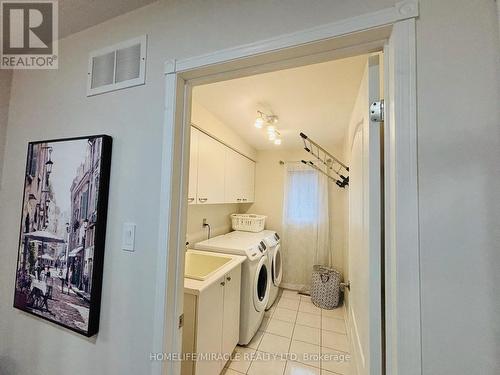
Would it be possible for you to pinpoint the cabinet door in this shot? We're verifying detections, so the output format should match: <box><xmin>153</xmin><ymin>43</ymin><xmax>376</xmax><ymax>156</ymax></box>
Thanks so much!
<box><xmin>224</xmin><ymin>148</ymin><xmax>243</xmax><ymax>203</ymax></box>
<box><xmin>188</xmin><ymin>127</ymin><xmax>199</xmax><ymax>204</ymax></box>
<box><xmin>181</xmin><ymin>294</ymin><xmax>197</xmax><ymax>375</ymax></box>
<box><xmin>197</xmin><ymin>132</ymin><xmax>226</xmax><ymax>204</ymax></box>
<box><xmin>241</xmin><ymin>157</ymin><xmax>255</xmax><ymax>203</ymax></box>
<box><xmin>221</xmin><ymin>265</ymin><xmax>242</xmax><ymax>359</ymax></box>
<box><xmin>225</xmin><ymin>149</ymin><xmax>256</xmax><ymax>203</ymax></box>
<box><xmin>196</xmin><ymin>276</ymin><xmax>225</xmax><ymax>375</ymax></box>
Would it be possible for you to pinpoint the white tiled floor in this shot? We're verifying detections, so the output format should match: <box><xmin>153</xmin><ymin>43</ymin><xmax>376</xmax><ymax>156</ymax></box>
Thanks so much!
<box><xmin>223</xmin><ymin>289</ymin><xmax>354</xmax><ymax>375</ymax></box>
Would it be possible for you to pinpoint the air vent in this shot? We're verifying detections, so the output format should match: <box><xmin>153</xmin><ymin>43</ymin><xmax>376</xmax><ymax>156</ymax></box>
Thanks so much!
<box><xmin>87</xmin><ymin>35</ymin><xmax>147</xmax><ymax>97</ymax></box>
<box><xmin>115</xmin><ymin>43</ymin><xmax>141</xmax><ymax>83</ymax></box>
<box><xmin>91</xmin><ymin>52</ymin><xmax>114</xmax><ymax>89</ymax></box>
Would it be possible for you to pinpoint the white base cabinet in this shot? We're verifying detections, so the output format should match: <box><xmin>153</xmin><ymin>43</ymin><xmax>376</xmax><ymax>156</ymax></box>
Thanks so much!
<box><xmin>182</xmin><ymin>265</ymin><xmax>242</xmax><ymax>375</ymax></box>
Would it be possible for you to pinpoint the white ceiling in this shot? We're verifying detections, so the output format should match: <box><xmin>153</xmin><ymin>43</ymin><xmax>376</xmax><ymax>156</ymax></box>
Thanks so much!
<box><xmin>193</xmin><ymin>54</ymin><xmax>368</xmax><ymax>151</ymax></box>
<box><xmin>59</xmin><ymin>0</ymin><xmax>157</xmax><ymax>38</ymax></box>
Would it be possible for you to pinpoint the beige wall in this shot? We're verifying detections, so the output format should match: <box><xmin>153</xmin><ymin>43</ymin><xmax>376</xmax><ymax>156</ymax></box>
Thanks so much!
<box><xmin>191</xmin><ymin>99</ymin><xmax>257</xmax><ymax>160</ymax></box>
<box><xmin>0</xmin><ymin>70</ymin><xmax>12</xmax><ymax>189</ymax></box>
<box><xmin>245</xmin><ymin>146</ymin><xmax>347</xmax><ymax>274</ymax></box>
<box><xmin>186</xmin><ymin>100</ymin><xmax>256</xmax><ymax>247</ymax></box>
<box><xmin>0</xmin><ymin>1</ymin><xmax>498</xmax><ymax>375</ymax></box>
<box><xmin>186</xmin><ymin>204</ymin><xmax>241</xmax><ymax>246</ymax></box>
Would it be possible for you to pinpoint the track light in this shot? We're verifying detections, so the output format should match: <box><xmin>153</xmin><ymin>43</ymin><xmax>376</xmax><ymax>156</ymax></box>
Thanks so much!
<box><xmin>268</xmin><ymin>115</ymin><xmax>279</xmax><ymax>124</ymax></box>
<box><xmin>254</xmin><ymin>110</ymin><xmax>282</xmax><ymax>145</ymax></box>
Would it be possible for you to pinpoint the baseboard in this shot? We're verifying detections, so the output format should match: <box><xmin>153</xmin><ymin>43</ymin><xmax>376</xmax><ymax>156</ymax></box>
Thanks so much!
<box><xmin>280</xmin><ymin>282</ymin><xmax>305</xmax><ymax>291</ymax></box>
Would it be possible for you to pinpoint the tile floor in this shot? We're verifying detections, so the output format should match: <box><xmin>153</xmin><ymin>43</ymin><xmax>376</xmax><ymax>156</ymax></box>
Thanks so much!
<box><xmin>222</xmin><ymin>289</ymin><xmax>354</xmax><ymax>375</ymax></box>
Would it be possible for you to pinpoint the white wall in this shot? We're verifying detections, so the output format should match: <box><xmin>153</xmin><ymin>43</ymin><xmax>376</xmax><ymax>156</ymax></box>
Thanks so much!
<box><xmin>417</xmin><ymin>1</ymin><xmax>500</xmax><ymax>374</ymax></box>
<box><xmin>0</xmin><ymin>70</ymin><xmax>12</xmax><ymax>189</ymax></box>
<box><xmin>0</xmin><ymin>0</ymin><xmax>498</xmax><ymax>375</ymax></box>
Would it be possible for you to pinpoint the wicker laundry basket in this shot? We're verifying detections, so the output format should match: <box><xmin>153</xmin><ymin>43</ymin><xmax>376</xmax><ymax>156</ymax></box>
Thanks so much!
<box><xmin>310</xmin><ymin>265</ymin><xmax>342</xmax><ymax>310</ymax></box>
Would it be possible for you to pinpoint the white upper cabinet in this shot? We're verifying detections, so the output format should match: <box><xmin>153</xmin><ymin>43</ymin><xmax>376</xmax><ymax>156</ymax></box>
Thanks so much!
<box><xmin>196</xmin><ymin>131</ymin><xmax>226</xmax><ymax>204</ymax></box>
<box><xmin>224</xmin><ymin>148</ymin><xmax>241</xmax><ymax>203</ymax></box>
<box><xmin>189</xmin><ymin>127</ymin><xmax>255</xmax><ymax>204</ymax></box>
<box><xmin>225</xmin><ymin>148</ymin><xmax>255</xmax><ymax>203</ymax></box>
<box><xmin>241</xmin><ymin>156</ymin><xmax>255</xmax><ymax>203</ymax></box>
<box><xmin>188</xmin><ymin>128</ymin><xmax>200</xmax><ymax>204</ymax></box>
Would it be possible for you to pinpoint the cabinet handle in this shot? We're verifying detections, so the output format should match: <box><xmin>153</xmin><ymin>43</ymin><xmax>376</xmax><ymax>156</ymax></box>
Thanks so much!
<box><xmin>220</xmin><ymin>281</ymin><xmax>225</xmax><ymax>286</ymax></box>
<box><xmin>188</xmin><ymin>197</ymin><xmax>194</xmax><ymax>203</ymax></box>
<box><xmin>242</xmin><ymin>198</ymin><xmax>247</xmax><ymax>202</ymax></box>
<box><xmin>198</xmin><ymin>198</ymin><xmax>208</xmax><ymax>203</ymax></box>
<box><xmin>226</xmin><ymin>276</ymin><xmax>231</xmax><ymax>282</ymax></box>
<box><xmin>237</xmin><ymin>198</ymin><xmax>242</xmax><ymax>202</ymax></box>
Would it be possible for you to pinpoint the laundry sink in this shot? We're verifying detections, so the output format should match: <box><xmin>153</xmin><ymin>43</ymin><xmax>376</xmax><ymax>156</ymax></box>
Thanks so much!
<box><xmin>185</xmin><ymin>251</ymin><xmax>233</xmax><ymax>281</ymax></box>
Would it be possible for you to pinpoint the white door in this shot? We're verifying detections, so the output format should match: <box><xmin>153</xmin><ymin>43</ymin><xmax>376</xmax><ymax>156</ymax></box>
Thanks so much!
<box><xmin>197</xmin><ymin>131</ymin><xmax>226</xmax><ymax>204</ymax></box>
<box><xmin>221</xmin><ymin>265</ymin><xmax>241</xmax><ymax>358</ymax></box>
<box><xmin>188</xmin><ymin>127</ymin><xmax>199</xmax><ymax>204</ymax></box>
<box><xmin>347</xmin><ymin>55</ymin><xmax>382</xmax><ymax>375</ymax></box>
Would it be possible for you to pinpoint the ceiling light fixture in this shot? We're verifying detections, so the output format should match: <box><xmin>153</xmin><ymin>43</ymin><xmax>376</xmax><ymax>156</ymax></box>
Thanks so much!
<box><xmin>254</xmin><ymin>110</ymin><xmax>283</xmax><ymax>145</ymax></box>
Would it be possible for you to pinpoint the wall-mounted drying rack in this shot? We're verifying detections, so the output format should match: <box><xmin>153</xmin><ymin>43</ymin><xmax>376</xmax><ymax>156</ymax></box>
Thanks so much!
<box><xmin>300</xmin><ymin>132</ymin><xmax>349</xmax><ymax>188</ymax></box>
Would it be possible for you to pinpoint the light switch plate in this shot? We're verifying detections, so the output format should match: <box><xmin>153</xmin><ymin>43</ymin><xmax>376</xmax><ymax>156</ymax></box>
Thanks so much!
<box><xmin>122</xmin><ymin>223</ymin><xmax>136</xmax><ymax>251</ymax></box>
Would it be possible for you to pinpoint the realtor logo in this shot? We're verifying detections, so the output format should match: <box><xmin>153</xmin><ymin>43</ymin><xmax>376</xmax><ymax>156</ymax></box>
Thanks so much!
<box><xmin>1</xmin><ymin>0</ymin><xmax>58</xmax><ymax>69</ymax></box>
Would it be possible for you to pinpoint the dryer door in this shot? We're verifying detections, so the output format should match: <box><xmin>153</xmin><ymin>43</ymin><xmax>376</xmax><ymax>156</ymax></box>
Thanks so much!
<box><xmin>253</xmin><ymin>256</ymin><xmax>270</xmax><ymax>312</ymax></box>
<box><xmin>272</xmin><ymin>244</ymin><xmax>282</xmax><ymax>287</ymax></box>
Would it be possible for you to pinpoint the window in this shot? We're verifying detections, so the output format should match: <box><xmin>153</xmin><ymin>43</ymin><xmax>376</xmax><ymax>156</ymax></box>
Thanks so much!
<box><xmin>93</xmin><ymin>175</ymin><xmax>100</xmax><ymax>213</ymax></box>
<box><xmin>27</xmin><ymin>144</ymin><xmax>38</xmax><ymax>177</ymax></box>
<box><xmin>80</xmin><ymin>190</ymin><xmax>89</xmax><ymax>219</ymax></box>
<box><xmin>284</xmin><ymin>168</ymin><xmax>319</xmax><ymax>225</ymax></box>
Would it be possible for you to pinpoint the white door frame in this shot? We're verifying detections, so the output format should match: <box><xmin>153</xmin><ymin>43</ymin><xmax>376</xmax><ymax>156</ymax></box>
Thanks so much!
<box><xmin>152</xmin><ymin>1</ymin><xmax>421</xmax><ymax>375</ymax></box>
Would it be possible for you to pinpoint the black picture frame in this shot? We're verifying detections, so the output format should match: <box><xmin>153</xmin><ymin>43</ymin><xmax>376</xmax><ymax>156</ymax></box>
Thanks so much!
<box><xmin>13</xmin><ymin>135</ymin><xmax>112</xmax><ymax>337</ymax></box>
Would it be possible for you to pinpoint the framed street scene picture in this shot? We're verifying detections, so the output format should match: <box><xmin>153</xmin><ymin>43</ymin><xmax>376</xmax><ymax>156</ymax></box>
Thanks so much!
<box><xmin>13</xmin><ymin>135</ymin><xmax>112</xmax><ymax>337</ymax></box>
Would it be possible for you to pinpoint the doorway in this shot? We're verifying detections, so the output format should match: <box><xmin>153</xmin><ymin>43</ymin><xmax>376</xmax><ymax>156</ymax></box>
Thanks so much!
<box><xmin>154</xmin><ymin>10</ymin><xmax>420</xmax><ymax>375</ymax></box>
<box><xmin>183</xmin><ymin>52</ymin><xmax>381</xmax><ymax>375</ymax></box>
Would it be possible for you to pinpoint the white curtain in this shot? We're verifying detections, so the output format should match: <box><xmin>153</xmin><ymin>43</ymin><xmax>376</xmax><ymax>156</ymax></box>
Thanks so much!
<box><xmin>281</xmin><ymin>162</ymin><xmax>331</xmax><ymax>289</ymax></box>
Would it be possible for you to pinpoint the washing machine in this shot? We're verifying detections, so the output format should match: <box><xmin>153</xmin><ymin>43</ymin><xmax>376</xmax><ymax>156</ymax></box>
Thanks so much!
<box><xmin>224</xmin><ymin>230</ymin><xmax>282</xmax><ymax>309</ymax></box>
<box><xmin>195</xmin><ymin>234</ymin><xmax>270</xmax><ymax>345</ymax></box>
<box><xmin>262</xmin><ymin>231</ymin><xmax>282</xmax><ymax>308</ymax></box>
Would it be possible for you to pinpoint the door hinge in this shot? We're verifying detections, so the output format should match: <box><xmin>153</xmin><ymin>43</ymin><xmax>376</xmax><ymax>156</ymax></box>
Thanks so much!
<box><xmin>370</xmin><ymin>99</ymin><xmax>384</xmax><ymax>122</ymax></box>
<box><xmin>340</xmin><ymin>281</ymin><xmax>351</xmax><ymax>291</ymax></box>
<box><xmin>178</xmin><ymin>313</ymin><xmax>184</xmax><ymax>328</ymax></box>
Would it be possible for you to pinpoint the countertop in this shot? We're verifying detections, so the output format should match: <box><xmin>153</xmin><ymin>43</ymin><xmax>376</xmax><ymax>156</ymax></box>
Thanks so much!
<box><xmin>184</xmin><ymin>249</ymin><xmax>246</xmax><ymax>296</ymax></box>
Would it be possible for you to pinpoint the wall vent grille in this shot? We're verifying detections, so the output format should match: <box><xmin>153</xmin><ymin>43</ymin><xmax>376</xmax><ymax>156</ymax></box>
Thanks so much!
<box><xmin>87</xmin><ymin>35</ymin><xmax>147</xmax><ymax>96</ymax></box>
